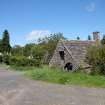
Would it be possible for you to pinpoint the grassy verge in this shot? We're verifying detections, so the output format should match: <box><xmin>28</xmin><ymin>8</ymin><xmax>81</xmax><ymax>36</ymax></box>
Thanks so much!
<box><xmin>9</xmin><ymin>65</ymin><xmax>35</xmax><ymax>71</ymax></box>
<box><xmin>24</xmin><ymin>66</ymin><xmax>105</xmax><ymax>88</ymax></box>
<box><xmin>3</xmin><ymin>64</ymin><xmax>105</xmax><ymax>88</ymax></box>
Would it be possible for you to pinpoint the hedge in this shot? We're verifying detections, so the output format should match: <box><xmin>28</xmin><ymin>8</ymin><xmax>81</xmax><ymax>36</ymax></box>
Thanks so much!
<box><xmin>9</xmin><ymin>56</ymin><xmax>42</xmax><ymax>67</ymax></box>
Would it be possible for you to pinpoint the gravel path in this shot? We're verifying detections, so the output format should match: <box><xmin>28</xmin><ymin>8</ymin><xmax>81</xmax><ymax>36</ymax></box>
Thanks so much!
<box><xmin>0</xmin><ymin>66</ymin><xmax>105</xmax><ymax>105</ymax></box>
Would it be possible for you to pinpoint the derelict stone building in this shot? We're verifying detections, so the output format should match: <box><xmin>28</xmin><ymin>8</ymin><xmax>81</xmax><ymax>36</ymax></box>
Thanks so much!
<box><xmin>49</xmin><ymin>32</ymin><xmax>100</xmax><ymax>71</ymax></box>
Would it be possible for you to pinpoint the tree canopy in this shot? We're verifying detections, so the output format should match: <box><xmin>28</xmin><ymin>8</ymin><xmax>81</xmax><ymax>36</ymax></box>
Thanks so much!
<box><xmin>11</xmin><ymin>45</ymin><xmax>23</xmax><ymax>56</ymax></box>
<box><xmin>77</xmin><ymin>36</ymin><xmax>80</xmax><ymax>40</ymax></box>
<box><xmin>88</xmin><ymin>35</ymin><xmax>91</xmax><ymax>40</ymax></box>
<box><xmin>23</xmin><ymin>43</ymin><xmax>35</xmax><ymax>57</ymax></box>
<box><xmin>101</xmin><ymin>35</ymin><xmax>105</xmax><ymax>45</ymax></box>
<box><xmin>1</xmin><ymin>30</ymin><xmax>11</xmax><ymax>53</ymax></box>
<box><xmin>0</xmin><ymin>39</ymin><xmax>2</xmax><ymax>52</ymax></box>
<box><xmin>38</xmin><ymin>33</ymin><xmax>66</xmax><ymax>63</ymax></box>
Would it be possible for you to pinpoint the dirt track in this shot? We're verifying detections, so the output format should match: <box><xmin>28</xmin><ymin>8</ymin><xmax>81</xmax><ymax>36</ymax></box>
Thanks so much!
<box><xmin>0</xmin><ymin>66</ymin><xmax>105</xmax><ymax>105</ymax></box>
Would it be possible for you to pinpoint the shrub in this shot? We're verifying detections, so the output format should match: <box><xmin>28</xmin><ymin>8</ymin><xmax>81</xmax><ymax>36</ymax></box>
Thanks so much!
<box><xmin>0</xmin><ymin>55</ymin><xmax>2</xmax><ymax>63</ymax></box>
<box><xmin>87</xmin><ymin>46</ymin><xmax>105</xmax><ymax>75</ymax></box>
<box><xmin>2</xmin><ymin>54</ymin><xmax>10</xmax><ymax>65</ymax></box>
<box><xmin>10</xmin><ymin>56</ymin><xmax>27</xmax><ymax>66</ymax></box>
<box><xmin>9</xmin><ymin>56</ymin><xmax>41</xmax><ymax>67</ymax></box>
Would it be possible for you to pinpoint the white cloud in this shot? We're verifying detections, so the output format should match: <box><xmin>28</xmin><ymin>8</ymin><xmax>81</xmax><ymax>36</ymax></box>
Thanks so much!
<box><xmin>85</xmin><ymin>2</ymin><xmax>96</xmax><ymax>12</ymax></box>
<box><xmin>26</xmin><ymin>30</ymin><xmax>51</xmax><ymax>41</ymax></box>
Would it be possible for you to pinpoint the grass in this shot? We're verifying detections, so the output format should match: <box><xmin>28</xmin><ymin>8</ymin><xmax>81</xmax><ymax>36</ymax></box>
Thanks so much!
<box><xmin>3</xmin><ymin>64</ymin><xmax>105</xmax><ymax>88</ymax></box>
<box><xmin>24</xmin><ymin>66</ymin><xmax>105</xmax><ymax>88</ymax></box>
<box><xmin>9</xmin><ymin>65</ymin><xmax>35</xmax><ymax>71</ymax></box>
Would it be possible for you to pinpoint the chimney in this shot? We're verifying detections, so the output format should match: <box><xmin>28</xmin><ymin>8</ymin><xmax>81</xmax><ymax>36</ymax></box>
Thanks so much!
<box><xmin>93</xmin><ymin>32</ymin><xmax>100</xmax><ymax>41</ymax></box>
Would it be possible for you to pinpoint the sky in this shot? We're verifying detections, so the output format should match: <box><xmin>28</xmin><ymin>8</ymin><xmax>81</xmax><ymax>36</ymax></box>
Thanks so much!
<box><xmin>0</xmin><ymin>0</ymin><xmax>105</xmax><ymax>46</ymax></box>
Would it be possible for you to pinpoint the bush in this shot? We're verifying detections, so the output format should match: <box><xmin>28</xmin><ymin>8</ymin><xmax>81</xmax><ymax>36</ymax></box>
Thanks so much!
<box><xmin>0</xmin><ymin>55</ymin><xmax>2</xmax><ymax>63</ymax></box>
<box><xmin>10</xmin><ymin>56</ymin><xmax>26</xmax><ymax>66</ymax></box>
<box><xmin>9</xmin><ymin>56</ymin><xmax>41</xmax><ymax>67</ymax></box>
<box><xmin>2</xmin><ymin>54</ymin><xmax>10</xmax><ymax>65</ymax></box>
<box><xmin>87</xmin><ymin>46</ymin><xmax>105</xmax><ymax>75</ymax></box>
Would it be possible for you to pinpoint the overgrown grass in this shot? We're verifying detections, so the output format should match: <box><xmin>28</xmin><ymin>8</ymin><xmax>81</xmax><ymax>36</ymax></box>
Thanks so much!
<box><xmin>2</xmin><ymin>64</ymin><xmax>105</xmax><ymax>88</ymax></box>
<box><xmin>24</xmin><ymin>66</ymin><xmax>105</xmax><ymax>88</ymax></box>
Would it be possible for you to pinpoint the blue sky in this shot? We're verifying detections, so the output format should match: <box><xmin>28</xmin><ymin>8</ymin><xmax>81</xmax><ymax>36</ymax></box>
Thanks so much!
<box><xmin>0</xmin><ymin>0</ymin><xmax>105</xmax><ymax>46</ymax></box>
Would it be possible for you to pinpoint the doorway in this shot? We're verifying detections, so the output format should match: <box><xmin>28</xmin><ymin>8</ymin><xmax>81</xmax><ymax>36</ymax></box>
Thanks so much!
<box><xmin>64</xmin><ymin>62</ymin><xmax>73</xmax><ymax>72</ymax></box>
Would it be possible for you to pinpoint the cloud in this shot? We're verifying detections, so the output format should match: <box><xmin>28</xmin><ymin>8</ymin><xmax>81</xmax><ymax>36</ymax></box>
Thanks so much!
<box><xmin>85</xmin><ymin>2</ymin><xmax>96</xmax><ymax>12</ymax></box>
<box><xmin>26</xmin><ymin>30</ymin><xmax>51</xmax><ymax>41</ymax></box>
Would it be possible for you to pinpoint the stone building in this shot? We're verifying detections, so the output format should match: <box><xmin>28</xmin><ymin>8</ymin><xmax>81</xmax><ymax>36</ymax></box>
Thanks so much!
<box><xmin>49</xmin><ymin>32</ymin><xmax>100</xmax><ymax>71</ymax></box>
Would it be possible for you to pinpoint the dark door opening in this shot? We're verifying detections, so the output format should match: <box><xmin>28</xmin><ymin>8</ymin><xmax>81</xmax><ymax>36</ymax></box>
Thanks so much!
<box><xmin>59</xmin><ymin>51</ymin><xmax>64</xmax><ymax>60</ymax></box>
<box><xmin>64</xmin><ymin>62</ymin><xmax>73</xmax><ymax>72</ymax></box>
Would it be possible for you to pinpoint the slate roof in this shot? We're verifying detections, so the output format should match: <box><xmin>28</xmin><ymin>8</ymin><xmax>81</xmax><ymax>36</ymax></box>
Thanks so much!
<box><xmin>60</xmin><ymin>40</ymin><xmax>96</xmax><ymax>67</ymax></box>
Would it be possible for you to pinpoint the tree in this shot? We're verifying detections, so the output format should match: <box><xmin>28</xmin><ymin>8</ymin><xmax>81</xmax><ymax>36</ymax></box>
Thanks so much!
<box><xmin>87</xmin><ymin>46</ymin><xmax>105</xmax><ymax>75</ymax></box>
<box><xmin>32</xmin><ymin>45</ymin><xmax>46</xmax><ymax>66</ymax></box>
<box><xmin>23</xmin><ymin>43</ymin><xmax>35</xmax><ymax>57</ymax></box>
<box><xmin>1</xmin><ymin>30</ymin><xmax>11</xmax><ymax>54</ymax></box>
<box><xmin>77</xmin><ymin>36</ymin><xmax>80</xmax><ymax>40</ymax></box>
<box><xmin>101</xmin><ymin>35</ymin><xmax>105</xmax><ymax>45</ymax></box>
<box><xmin>38</xmin><ymin>33</ymin><xmax>67</xmax><ymax>63</ymax></box>
<box><xmin>0</xmin><ymin>39</ymin><xmax>2</xmax><ymax>53</ymax></box>
<box><xmin>11</xmin><ymin>45</ymin><xmax>23</xmax><ymax>56</ymax></box>
<box><xmin>88</xmin><ymin>35</ymin><xmax>91</xmax><ymax>40</ymax></box>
